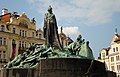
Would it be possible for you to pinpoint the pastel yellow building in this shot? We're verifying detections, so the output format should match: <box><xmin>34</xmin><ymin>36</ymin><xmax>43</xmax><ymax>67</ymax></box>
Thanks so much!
<box><xmin>0</xmin><ymin>9</ymin><xmax>45</xmax><ymax>68</ymax></box>
<box><xmin>98</xmin><ymin>30</ymin><xmax>120</xmax><ymax>77</ymax></box>
<box><xmin>0</xmin><ymin>9</ymin><xmax>71</xmax><ymax>68</ymax></box>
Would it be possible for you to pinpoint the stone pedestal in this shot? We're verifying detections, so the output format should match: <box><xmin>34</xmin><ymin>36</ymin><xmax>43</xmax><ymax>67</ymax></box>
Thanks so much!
<box><xmin>35</xmin><ymin>58</ymin><xmax>107</xmax><ymax>77</ymax></box>
<box><xmin>1</xmin><ymin>68</ymin><xmax>35</xmax><ymax>77</ymax></box>
<box><xmin>1</xmin><ymin>58</ymin><xmax>107</xmax><ymax>77</ymax></box>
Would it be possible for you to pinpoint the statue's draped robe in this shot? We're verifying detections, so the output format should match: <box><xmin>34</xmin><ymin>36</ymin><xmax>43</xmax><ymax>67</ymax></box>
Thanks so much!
<box><xmin>44</xmin><ymin>13</ymin><xmax>62</xmax><ymax>49</ymax></box>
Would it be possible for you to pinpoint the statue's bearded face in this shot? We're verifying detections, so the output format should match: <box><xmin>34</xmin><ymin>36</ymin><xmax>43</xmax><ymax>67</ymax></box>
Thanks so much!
<box><xmin>48</xmin><ymin>9</ymin><xmax>52</xmax><ymax>13</ymax></box>
<box><xmin>48</xmin><ymin>6</ymin><xmax>52</xmax><ymax>13</ymax></box>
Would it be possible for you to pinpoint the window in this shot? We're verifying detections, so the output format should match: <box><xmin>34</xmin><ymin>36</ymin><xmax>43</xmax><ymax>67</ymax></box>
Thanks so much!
<box><xmin>3</xmin><ymin>51</ymin><xmax>6</xmax><ymax>59</ymax></box>
<box><xmin>12</xmin><ymin>39</ymin><xmax>15</xmax><ymax>44</ymax></box>
<box><xmin>19</xmin><ymin>22</ymin><xmax>28</xmax><ymax>28</ymax></box>
<box><xmin>0</xmin><ymin>37</ymin><xmax>2</xmax><ymax>45</ymax></box>
<box><xmin>20</xmin><ymin>41</ymin><xmax>27</xmax><ymax>48</ymax></box>
<box><xmin>111</xmin><ymin>66</ymin><xmax>115</xmax><ymax>71</ymax></box>
<box><xmin>0</xmin><ymin>38</ymin><xmax>6</xmax><ymax>45</ymax></box>
<box><xmin>20</xmin><ymin>30</ymin><xmax>21</xmax><ymax>36</ymax></box>
<box><xmin>22</xmin><ymin>30</ymin><xmax>24</xmax><ymax>37</ymax></box>
<box><xmin>19</xmin><ymin>41</ymin><xmax>21</xmax><ymax>47</ymax></box>
<box><xmin>102</xmin><ymin>53</ymin><xmax>105</xmax><ymax>59</ymax></box>
<box><xmin>20</xmin><ymin>30</ymin><xmax>26</xmax><ymax>37</ymax></box>
<box><xmin>25</xmin><ymin>31</ymin><xmax>27</xmax><ymax>37</ymax></box>
<box><xmin>117</xmin><ymin>65</ymin><xmax>120</xmax><ymax>71</ymax></box>
<box><xmin>25</xmin><ymin>42</ymin><xmax>26</xmax><ymax>48</ymax></box>
<box><xmin>13</xmin><ymin>28</ymin><xmax>16</xmax><ymax>34</ymax></box>
<box><xmin>111</xmin><ymin>57</ymin><xmax>114</xmax><ymax>62</ymax></box>
<box><xmin>22</xmin><ymin>41</ymin><xmax>24</xmax><ymax>48</ymax></box>
<box><xmin>1</xmin><ymin>25</ymin><xmax>5</xmax><ymax>31</ymax></box>
<box><xmin>116</xmin><ymin>55</ymin><xmax>120</xmax><ymax>61</ymax></box>
<box><xmin>0</xmin><ymin>51</ymin><xmax>1</xmax><ymax>59</ymax></box>
<box><xmin>113</xmin><ymin>48</ymin><xmax>115</xmax><ymax>52</ymax></box>
<box><xmin>32</xmin><ymin>32</ymin><xmax>34</xmax><ymax>37</ymax></box>
<box><xmin>32</xmin><ymin>43</ymin><xmax>34</xmax><ymax>45</ymax></box>
<box><xmin>106</xmin><ymin>51</ymin><xmax>108</xmax><ymax>56</ymax></box>
<box><xmin>3</xmin><ymin>38</ymin><xmax>6</xmax><ymax>45</ymax></box>
<box><xmin>39</xmin><ymin>34</ymin><xmax>42</xmax><ymax>39</ymax></box>
<box><xmin>116</xmin><ymin>47</ymin><xmax>118</xmax><ymax>51</ymax></box>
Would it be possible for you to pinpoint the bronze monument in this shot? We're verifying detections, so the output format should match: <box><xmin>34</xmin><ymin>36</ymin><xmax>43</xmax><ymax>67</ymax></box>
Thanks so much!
<box><xmin>1</xmin><ymin>6</ymin><xmax>109</xmax><ymax>77</ymax></box>
<box><xmin>4</xmin><ymin>5</ymin><xmax>94</xmax><ymax>68</ymax></box>
<box><xmin>43</xmin><ymin>5</ymin><xmax>62</xmax><ymax>49</ymax></box>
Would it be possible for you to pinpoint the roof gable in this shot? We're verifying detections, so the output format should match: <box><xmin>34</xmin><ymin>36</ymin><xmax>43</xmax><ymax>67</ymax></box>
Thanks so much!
<box><xmin>111</xmin><ymin>33</ymin><xmax>120</xmax><ymax>44</ymax></box>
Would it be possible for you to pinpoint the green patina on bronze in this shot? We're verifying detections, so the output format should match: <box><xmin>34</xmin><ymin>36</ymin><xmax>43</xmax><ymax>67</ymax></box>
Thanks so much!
<box><xmin>5</xmin><ymin>34</ymin><xmax>94</xmax><ymax>68</ymax></box>
<box><xmin>4</xmin><ymin>6</ymin><xmax>94</xmax><ymax>68</ymax></box>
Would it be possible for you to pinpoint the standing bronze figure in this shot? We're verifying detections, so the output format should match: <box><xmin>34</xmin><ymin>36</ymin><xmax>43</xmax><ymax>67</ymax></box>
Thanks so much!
<box><xmin>43</xmin><ymin>6</ymin><xmax>62</xmax><ymax>49</ymax></box>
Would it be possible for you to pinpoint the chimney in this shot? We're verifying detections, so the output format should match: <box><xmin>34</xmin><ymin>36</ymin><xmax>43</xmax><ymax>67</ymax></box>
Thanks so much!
<box><xmin>2</xmin><ymin>8</ymin><xmax>9</xmax><ymax>15</ymax></box>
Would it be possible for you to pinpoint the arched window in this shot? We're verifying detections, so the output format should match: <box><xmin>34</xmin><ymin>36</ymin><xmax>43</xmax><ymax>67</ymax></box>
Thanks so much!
<box><xmin>1</xmin><ymin>25</ymin><xmax>5</xmax><ymax>31</ymax></box>
<box><xmin>19</xmin><ymin>22</ymin><xmax>28</xmax><ymax>28</ymax></box>
<box><xmin>12</xmin><ymin>39</ymin><xmax>16</xmax><ymax>44</ymax></box>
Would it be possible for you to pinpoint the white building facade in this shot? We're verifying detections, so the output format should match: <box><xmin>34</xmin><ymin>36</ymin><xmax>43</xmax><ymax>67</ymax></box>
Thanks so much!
<box><xmin>98</xmin><ymin>31</ymin><xmax>120</xmax><ymax>77</ymax></box>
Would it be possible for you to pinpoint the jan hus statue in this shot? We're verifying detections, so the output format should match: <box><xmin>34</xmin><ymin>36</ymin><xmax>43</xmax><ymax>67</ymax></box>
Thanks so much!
<box><xmin>43</xmin><ymin>6</ymin><xmax>62</xmax><ymax>49</ymax></box>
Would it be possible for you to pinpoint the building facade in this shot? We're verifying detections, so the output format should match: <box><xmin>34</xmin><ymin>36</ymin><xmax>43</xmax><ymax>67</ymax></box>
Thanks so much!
<box><xmin>98</xmin><ymin>31</ymin><xmax>120</xmax><ymax>77</ymax></box>
<box><xmin>0</xmin><ymin>9</ymin><xmax>45</xmax><ymax>68</ymax></box>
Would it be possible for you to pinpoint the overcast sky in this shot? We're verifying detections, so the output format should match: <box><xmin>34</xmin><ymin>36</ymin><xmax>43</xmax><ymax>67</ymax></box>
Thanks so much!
<box><xmin>0</xmin><ymin>0</ymin><xmax>120</xmax><ymax>59</ymax></box>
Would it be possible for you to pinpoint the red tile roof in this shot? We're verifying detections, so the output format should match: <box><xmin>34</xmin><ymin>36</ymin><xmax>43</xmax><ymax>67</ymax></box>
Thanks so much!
<box><xmin>102</xmin><ymin>47</ymin><xmax>110</xmax><ymax>52</ymax></box>
<box><xmin>0</xmin><ymin>13</ymin><xmax>11</xmax><ymax>22</ymax></box>
<box><xmin>0</xmin><ymin>13</ymin><xmax>19</xmax><ymax>22</ymax></box>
